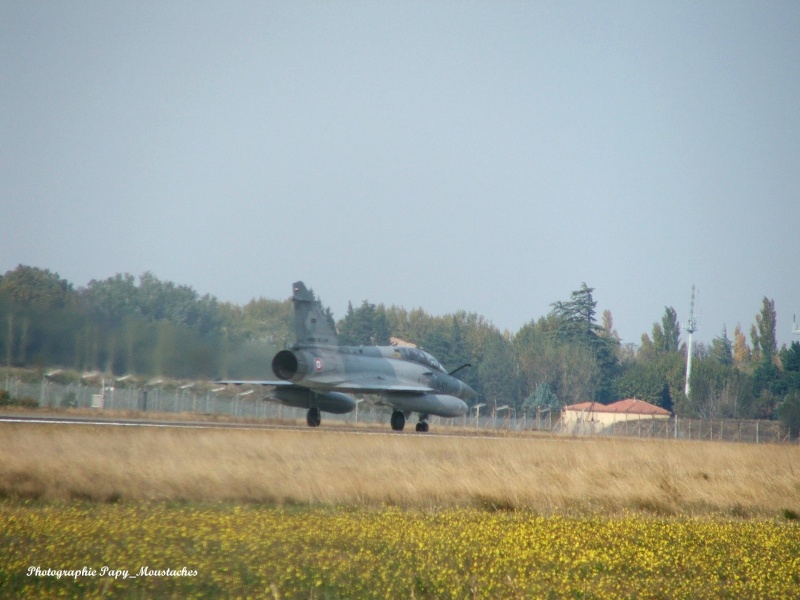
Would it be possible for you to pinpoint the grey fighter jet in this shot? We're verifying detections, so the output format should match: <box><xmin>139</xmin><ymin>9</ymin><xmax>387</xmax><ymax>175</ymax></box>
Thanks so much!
<box><xmin>220</xmin><ymin>281</ymin><xmax>476</xmax><ymax>432</ymax></box>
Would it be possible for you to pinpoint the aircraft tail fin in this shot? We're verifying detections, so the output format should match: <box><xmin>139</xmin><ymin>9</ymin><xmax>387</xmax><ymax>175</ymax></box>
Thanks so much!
<box><xmin>292</xmin><ymin>281</ymin><xmax>338</xmax><ymax>347</ymax></box>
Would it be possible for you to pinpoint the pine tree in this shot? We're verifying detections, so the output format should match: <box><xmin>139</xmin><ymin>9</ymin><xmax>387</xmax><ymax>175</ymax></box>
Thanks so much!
<box><xmin>550</xmin><ymin>283</ymin><xmax>601</xmax><ymax>341</ymax></box>
<box><xmin>711</xmin><ymin>326</ymin><xmax>733</xmax><ymax>366</ymax></box>
<box><xmin>550</xmin><ymin>283</ymin><xmax>618</xmax><ymax>403</ymax></box>
<box><xmin>522</xmin><ymin>382</ymin><xmax>559</xmax><ymax>416</ymax></box>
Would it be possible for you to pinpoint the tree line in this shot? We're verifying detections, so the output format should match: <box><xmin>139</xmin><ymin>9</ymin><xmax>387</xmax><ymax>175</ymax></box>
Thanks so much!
<box><xmin>2</xmin><ymin>265</ymin><xmax>799</xmax><ymax>435</ymax></box>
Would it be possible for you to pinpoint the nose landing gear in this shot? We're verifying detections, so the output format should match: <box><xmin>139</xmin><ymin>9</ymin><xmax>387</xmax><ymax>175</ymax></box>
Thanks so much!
<box><xmin>415</xmin><ymin>414</ymin><xmax>430</xmax><ymax>433</ymax></box>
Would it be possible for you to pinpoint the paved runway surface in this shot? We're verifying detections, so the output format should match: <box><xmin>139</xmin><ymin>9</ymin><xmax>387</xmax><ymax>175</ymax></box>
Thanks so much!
<box><xmin>0</xmin><ymin>413</ymin><xmax>532</xmax><ymax>440</ymax></box>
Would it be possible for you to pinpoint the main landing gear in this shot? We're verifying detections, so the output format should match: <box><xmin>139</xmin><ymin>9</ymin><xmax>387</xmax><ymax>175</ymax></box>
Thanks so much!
<box><xmin>390</xmin><ymin>410</ymin><xmax>405</xmax><ymax>431</ymax></box>
<box><xmin>306</xmin><ymin>407</ymin><xmax>321</xmax><ymax>427</ymax></box>
<box><xmin>390</xmin><ymin>410</ymin><xmax>430</xmax><ymax>433</ymax></box>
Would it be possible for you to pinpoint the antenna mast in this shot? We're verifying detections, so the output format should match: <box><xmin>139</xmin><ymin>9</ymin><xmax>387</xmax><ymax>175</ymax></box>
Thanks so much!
<box><xmin>684</xmin><ymin>285</ymin><xmax>698</xmax><ymax>398</ymax></box>
<box><xmin>794</xmin><ymin>315</ymin><xmax>800</xmax><ymax>336</ymax></box>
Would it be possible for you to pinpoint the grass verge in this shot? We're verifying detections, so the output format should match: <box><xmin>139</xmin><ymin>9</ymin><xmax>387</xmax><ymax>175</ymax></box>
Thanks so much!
<box><xmin>1</xmin><ymin>422</ymin><xmax>799</xmax><ymax>516</ymax></box>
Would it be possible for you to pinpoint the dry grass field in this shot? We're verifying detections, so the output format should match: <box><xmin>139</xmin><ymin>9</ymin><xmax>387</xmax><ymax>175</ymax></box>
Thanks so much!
<box><xmin>1</xmin><ymin>422</ymin><xmax>798</xmax><ymax>516</ymax></box>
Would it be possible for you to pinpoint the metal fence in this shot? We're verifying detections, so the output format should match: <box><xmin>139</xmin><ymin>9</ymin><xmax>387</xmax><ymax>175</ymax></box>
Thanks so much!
<box><xmin>1</xmin><ymin>377</ymin><xmax>794</xmax><ymax>444</ymax></box>
<box><xmin>0</xmin><ymin>378</ymin><xmax>554</xmax><ymax>430</ymax></box>
<box><xmin>561</xmin><ymin>415</ymin><xmax>788</xmax><ymax>444</ymax></box>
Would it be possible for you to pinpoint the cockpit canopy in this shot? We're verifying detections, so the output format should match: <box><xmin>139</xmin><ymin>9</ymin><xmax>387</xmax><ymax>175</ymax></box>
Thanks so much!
<box><xmin>398</xmin><ymin>347</ymin><xmax>446</xmax><ymax>374</ymax></box>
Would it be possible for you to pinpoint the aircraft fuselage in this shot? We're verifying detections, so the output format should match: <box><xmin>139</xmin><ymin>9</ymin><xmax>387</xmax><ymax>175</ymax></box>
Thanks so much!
<box><xmin>272</xmin><ymin>344</ymin><xmax>474</xmax><ymax>419</ymax></box>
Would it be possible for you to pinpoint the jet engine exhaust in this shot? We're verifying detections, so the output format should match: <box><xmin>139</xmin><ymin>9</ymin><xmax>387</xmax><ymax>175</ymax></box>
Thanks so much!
<box><xmin>272</xmin><ymin>350</ymin><xmax>307</xmax><ymax>381</ymax></box>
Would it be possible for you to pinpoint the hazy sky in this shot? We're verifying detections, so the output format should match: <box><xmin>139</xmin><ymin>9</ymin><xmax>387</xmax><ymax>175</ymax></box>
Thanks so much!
<box><xmin>3</xmin><ymin>2</ymin><xmax>799</xmax><ymax>348</ymax></box>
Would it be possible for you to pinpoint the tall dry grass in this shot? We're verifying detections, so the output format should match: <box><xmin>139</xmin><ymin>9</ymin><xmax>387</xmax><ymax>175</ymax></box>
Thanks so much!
<box><xmin>1</xmin><ymin>423</ymin><xmax>798</xmax><ymax>516</ymax></box>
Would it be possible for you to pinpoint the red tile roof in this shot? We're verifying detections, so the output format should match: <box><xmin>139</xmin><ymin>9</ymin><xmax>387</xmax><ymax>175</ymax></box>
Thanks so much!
<box><xmin>606</xmin><ymin>399</ymin><xmax>671</xmax><ymax>416</ymax></box>
<box><xmin>564</xmin><ymin>402</ymin><xmax>598</xmax><ymax>411</ymax></box>
<box><xmin>564</xmin><ymin>399</ymin><xmax>670</xmax><ymax>416</ymax></box>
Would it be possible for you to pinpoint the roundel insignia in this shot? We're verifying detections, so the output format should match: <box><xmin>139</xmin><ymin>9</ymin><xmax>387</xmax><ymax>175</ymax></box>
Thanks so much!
<box><xmin>314</xmin><ymin>358</ymin><xmax>323</xmax><ymax>371</ymax></box>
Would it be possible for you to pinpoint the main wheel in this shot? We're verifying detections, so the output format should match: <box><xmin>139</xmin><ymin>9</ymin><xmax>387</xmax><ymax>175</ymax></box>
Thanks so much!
<box><xmin>415</xmin><ymin>421</ymin><xmax>429</xmax><ymax>433</ymax></box>
<box><xmin>306</xmin><ymin>407</ymin><xmax>321</xmax><ymax>427</ymax></box>
<box><xmin>390</xmin><ymin>410</ymin><xmax>405</xmax><ymax>431</ymax></box>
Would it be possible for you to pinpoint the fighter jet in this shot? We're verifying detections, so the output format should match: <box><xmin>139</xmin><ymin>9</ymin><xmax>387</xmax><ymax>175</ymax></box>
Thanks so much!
<box><xmin>220</xmin><ymin>281</ymin><xmax>476</xmax><ymax>432</ymax></box>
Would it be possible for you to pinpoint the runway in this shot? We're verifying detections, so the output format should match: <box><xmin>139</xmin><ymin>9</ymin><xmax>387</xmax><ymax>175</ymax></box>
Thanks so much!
<box><xmin>0</xmin><ymin>412</ymin><xmax>531</xmax><ymax>440</ymax></box>
<box><xmin>0</xmin><ymin>413</ymin><xmax>303</xmax><ymax>431</ymax></box>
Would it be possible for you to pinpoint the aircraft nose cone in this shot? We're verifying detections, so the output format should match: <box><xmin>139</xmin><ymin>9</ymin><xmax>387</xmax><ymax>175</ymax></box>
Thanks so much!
<box><xmin>458</xmin><ymin>398</ymin><xmax>469</xmax><ymax>417</ymax></box>
<box><xmin>462</xmin><ymin>381</ymin><xmax>478</xmax><ymax>399</ymax></box>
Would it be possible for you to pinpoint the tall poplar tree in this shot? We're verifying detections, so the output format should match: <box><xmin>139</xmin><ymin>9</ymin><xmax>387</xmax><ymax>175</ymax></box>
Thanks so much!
<box><xmin>651</xmin><ymin>307</ymin><xmax>681</xmax><ymax>355</ymax></box>
<box><xmin>753</xmin><ymin>297</ymin><xmax>777</xmax><ymax>365</ymax></box>
<box><xmin>732</xmin><ymin>324</ymin><xmax>751</xmax><ymax>367</ymax></box>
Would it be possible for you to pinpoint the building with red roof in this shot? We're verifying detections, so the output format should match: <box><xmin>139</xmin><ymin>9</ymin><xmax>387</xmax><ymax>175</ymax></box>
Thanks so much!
<box><xmin>561</xmin><ymin>398</ymin><xmax>671</xmax><ymax>433</ymax></box>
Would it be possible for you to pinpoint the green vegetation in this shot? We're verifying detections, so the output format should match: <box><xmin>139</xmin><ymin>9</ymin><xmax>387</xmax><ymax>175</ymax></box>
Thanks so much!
<box><xmin>0</xmin><ymin>388</ymin><xmax>37</xmax><ymax>409</ymax></box>
<box><xmin>3</xmin><ymin>265</ymin><xmax>800</xmax><ymax>437</ymax></box>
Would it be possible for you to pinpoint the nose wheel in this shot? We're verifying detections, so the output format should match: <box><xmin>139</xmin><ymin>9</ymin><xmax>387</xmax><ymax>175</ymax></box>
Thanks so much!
<box><xmin>415</xmin><ymin>414</ymin><xmax>430</xmax><ymax>433</ymax></box>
